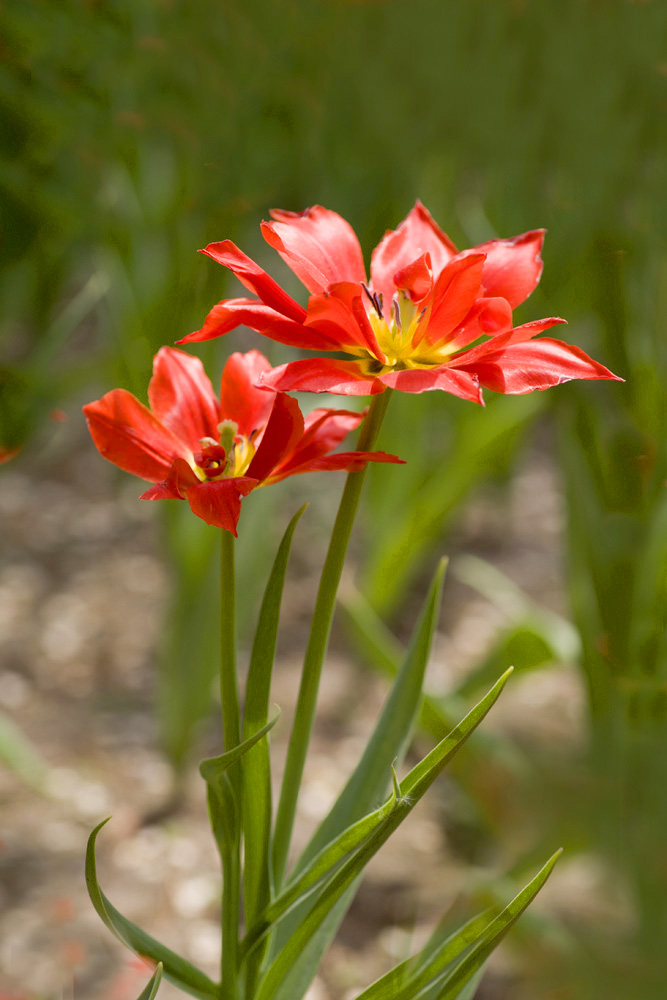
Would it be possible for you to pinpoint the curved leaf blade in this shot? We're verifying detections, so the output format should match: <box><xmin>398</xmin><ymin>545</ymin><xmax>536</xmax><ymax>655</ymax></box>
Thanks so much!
<box><xmin>244</xmin><ymin>505</ymin><xmax>307</xmax><ymax>932</ymax></box>
<box><xmin>435</xmin><ymin>850</ymin><xmax>562</xmax><ymax>1000</ymax></box>
<box><xmin>85</xmin><ymin>820</ymin><xmax>218</xmax><ymax>1000</ymax></box>
<box><xmin>256</xmin><ymin>670</ymin><xmax>511</xmax><ymax>1000</ymax></box>
<box><xmin>137</xmin><ymin>962</ymin><xmax>163</xmax><ymax>1000</ymax></box>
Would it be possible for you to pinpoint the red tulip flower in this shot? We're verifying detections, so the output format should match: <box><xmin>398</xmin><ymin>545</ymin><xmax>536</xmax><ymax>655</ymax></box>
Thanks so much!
<box><xmin>180</xmin><ymin>202</ymin><xmax>621</xmax><ymax>403</ymax></box>
<box><xmin>83</xmin><ymin>348</ymin><xmax>403</xmax><ymax>534</ymax></box>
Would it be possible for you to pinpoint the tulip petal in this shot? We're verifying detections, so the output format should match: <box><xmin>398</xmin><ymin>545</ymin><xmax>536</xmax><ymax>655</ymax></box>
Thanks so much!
<box><xmin>379</xmin><ymin>366</ymin><xmax>484</xmax><ymax>404</ymax></box>
<box><xmin>305</xmin><ymin>282</ymin><xmax>386</xmax><ymax>358</ymax></box>
<box><xmin>259</xmin><ymin>358</ymin><xmax>387</xmax><ymax>397</ymax></box>
<box><xmin>458</xmin><ymin>337</ymin><xmax>622</xmax><ymax>394</ymax></box>
<box><xmin>268</xmin><ymin>408</ymin><xmax>365</xmax><ymax>480</ymax></box>
<box><xmin>272</xmin><ymin>449</ymin><xmax>405</xmax><ymax>481</ymax></box>
<box><xmin>219</xmin><ymin>350</ymin><xmax>275</xmax><ymax>438</ymax></box>
<box><xmin>247</xmin><ymin>393</ymin><xmax>304</xmax><ymax>482</ymax></box>
<box><xmin>446</xmin><ymin>296</ymin><xmax>514</xmax><ymax>350</ymax></box>
<box><xmin>148</xmin><ymin>347</ymin><xmax>220</xmax><ymax>451</ymax></box>
<box><xmin>83</xmin><ymin>390</ymin><xmax>191</xmax><ymax>483</ymax></box>
<box><xmin>179</xmin><ymin>298</ymin><xmax>333</xmax><ymax>351</ymax></box>
<box><xmin>186</xmin><ymin>477</ymin><xmax>258</xmax><ymax>534</ymax></box>
<box><xmin>140</xmin><ymin>458</ymin><xmax>200</xmax><ymax>500</ymax></box>
<box><xmin>452</xmin><ymin>317</ymin><xmax>567</xmax><ymax>366</ymax></box>
<box><xmin>417</xmin><ymin>254</ymin><xmax>486</xmax><ymax>347</ymax></box>
<box><xmin>200</xmin><ymin>241</ymin><xmax>306</xmax><ymax>322</ymax></box>
<box><xmin>370</xmin><ymin>201</ymin><xmax>458</xmax><ymax>309</ymax></box>
<box><xmin>393</xmin><ymin>252</ymin><xmax>434</xmax><ymax>303</ymax></box>
<box><xmin>458</xmin><ymin>230</ymin><xmax>545</xmax><ymax>308</ymax></box>
<box><xmin>261</xmin><ymin>206</ymin><xmax>366</xmax><ymax>294</ymax></box>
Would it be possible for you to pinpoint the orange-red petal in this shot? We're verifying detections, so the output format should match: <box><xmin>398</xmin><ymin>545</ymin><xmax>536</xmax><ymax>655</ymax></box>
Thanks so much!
<box><xmin>83</xmin><ymin>389</ymin><xmax>191</xmax><ymax>483</ymax></box>
<box><xmin>219</xmin><ymin>350</ymin><xmax>275</xmax><ymax>438</ymax></box>
<box><xmin>179</xmin><ymin>298</ymin><xmax>327</xmax><ymax>350</ymax></box>
<box><xmin>148</xmin><ymin>347</ymin><xmax>219</xmax><ymax>452</ymax></box>
<box><xmin>304</xmin><ymin>282</ymin><xmax>385</xmax><ymax>358</ymax></box>
<box><xmin>261</xmin><ymin>206</ymin><xmax>366</xmax><ymax>294</ymax></box>
<box><xmin>259</xmin><ymin>358</ymin><xmax>387</xmax><ymax>396</ymax></box>
<box><xmin>370</xmin><ymin>201</ymin><xmax>457</xmax><ymax>309</ymax></box>
<box><xmin>247</xmin><ymin>392</ymin><xmax>304</xmax><ymax>482</ymax></box>
<box><xmin>378</xmin><ymin>366</ymin><xmax>483</xmax><ymax>403</ymax></box>
<box><xmin>200</xmin><ymin>241</ymin><xmax>306</xmax><ymax>322</ymax></box>
<box><xmin>458</xmin><ymin>230</ymin><xmax>545</xmax><ymax>308</ymax></box>
<box><xmin>456</xmin><ymin>337</ymin><xmax>622</xmax><ymax>394</ymax></box>
<box><xmin>185</xmin><ymin>477</ymin><xmax>258</xmax><ymax>535</ymax></box>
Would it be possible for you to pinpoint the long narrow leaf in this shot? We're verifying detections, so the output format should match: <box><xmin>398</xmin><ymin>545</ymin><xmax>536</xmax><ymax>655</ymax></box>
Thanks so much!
<box><xmin>256</xmin><ymin>670</ymin><xmax>511</xmax><ymax>1000</ymax></box>
<box><xmin>243</xmin><ymin>771</ymin><xmax>400</xmax><ymax>961</ymax></box>
<box><xmin>354</xmin><ymin>911</ymin><xmax>494</xmax><ymax>1000</ymax></box>
<box><xmin>296</xmin><ymin>557</ymin><xmax>448</xmax><ymax>874</ymax></box>
<box><xmin>434</xmin><ymin>851</ymin><xmax>562</xmax><ymax>1000</ymax></box>
<box><xmin>85</xmin><ymin>821</ymin><xmax>218</xmax><ymax>1000</ymax></box>
<box><xmin>137</xmin><ymin>963</ymin><xmax>163</xmax><ymax>1000</ymax></box>
<box><xmin>243</xmin><ymin>506</ymin><xmax>307</xmax><ymax>931</ymax></box>
<box><xmin>264</xmin><ymin>559</ymin><xmax>447</xmax><ymax>997</ymax></box>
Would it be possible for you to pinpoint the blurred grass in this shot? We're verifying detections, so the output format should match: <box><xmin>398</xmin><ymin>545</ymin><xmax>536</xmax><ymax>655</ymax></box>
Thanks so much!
<box><xmin>2</xmin><ymin>0</ymin><xmax>667</xmax><ymax>997</ymax></box>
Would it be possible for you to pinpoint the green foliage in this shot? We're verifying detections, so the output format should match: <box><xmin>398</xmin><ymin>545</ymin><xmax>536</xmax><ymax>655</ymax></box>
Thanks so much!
<box><xmin>137</xmin><ymin>963</ymin><xmax>163</xmax><ymax>1000</ymax></box>
<box><xmin>86</xmin><ymin>820</ymin><xmax>218</xmax><ymax>1000</ymax></box>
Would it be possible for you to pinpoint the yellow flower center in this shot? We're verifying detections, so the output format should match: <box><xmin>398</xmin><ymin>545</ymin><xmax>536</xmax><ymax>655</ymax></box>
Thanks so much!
<box><xmin>193</xmin><ymin>420</ymin><xmax>256</xmax><ymax>481</ymax></box>
<box><xmin>360</xmin><ymin>292</ymin><xmax>458</xmax><ymax>374</ymax></box>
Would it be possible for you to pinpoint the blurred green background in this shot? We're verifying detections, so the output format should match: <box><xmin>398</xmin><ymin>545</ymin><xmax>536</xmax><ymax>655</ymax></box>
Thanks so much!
<box><xmin>2</xmin><ymin>0</ymin><xmax>666</xmax><ymax>998</ymax></box>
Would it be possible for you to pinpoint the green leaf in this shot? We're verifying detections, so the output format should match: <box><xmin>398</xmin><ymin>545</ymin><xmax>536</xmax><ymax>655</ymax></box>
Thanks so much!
<box><xmin>136</xmin><ymin>962</ymin><xmax>163</xmax><ymax>1000</ymax></box>
<box><xmin>435</xmin><ymin>851</ymin><xmax>562</xmax><ymax>1000</ymax></box>
<box><xmin>256</xmin><ymin>670</ymin><xmax>512</xmax><ymax>1000</ymax></box>
<box><xmin>353</xmin><ymin>911</ymin><xmax>493</xmax><ymax>1000</ymax></box>
<box><xmin>200</xmin><ymin>713</ymin><xmax>279</xmax><ymax>856</ymax></box>
<box><xmin>243</xmin><ymin>506</ymin><xmax>307</xmax><ymax>930</ymax></box>
<box><xmin>243</xmin><ymin>770</ymin><xmax>400</xmax><ymax>961</ymax></box>
<box><xmin>297</xmin><ymin>557</ymin><xmax>448</xmax><ymax>872</ymax></box>
<box><xmin>263</xmin><ymin>559</ymin><xmax>447</xmax><ymax>999</ymax></box>
<box><xmin>85</xmin><ymin>821</ymin><xmax>218</xmax><ymax>1000</ymax></box>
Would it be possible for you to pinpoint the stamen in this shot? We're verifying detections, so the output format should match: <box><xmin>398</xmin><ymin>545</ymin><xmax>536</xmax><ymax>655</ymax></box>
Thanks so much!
<box><xmin>392</xmin><ymin>293</ymin><xmax>402</xmax><ymax>333</ymax></box>
<box><xmin>361</xmin><ymin>282</ymin><xmax>376</xmax><ymax>311</ymax></box>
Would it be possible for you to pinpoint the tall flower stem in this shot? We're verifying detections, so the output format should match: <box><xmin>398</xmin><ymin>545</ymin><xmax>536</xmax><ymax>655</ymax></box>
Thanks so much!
<box><xmin>220</xmin><ymin>530</ymin><xmax>240</xmax><ymax>1000</ymax></box>
<box><xmin>272</xmin><ymin>389</ymin><xmax>393</xmax><ymax>887</ymax></box>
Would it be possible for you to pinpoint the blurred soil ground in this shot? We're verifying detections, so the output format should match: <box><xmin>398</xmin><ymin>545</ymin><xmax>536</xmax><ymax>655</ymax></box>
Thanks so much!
<box><xmin>0</xmin><ymin>419</ymin><xmax>590</xmax><ymax>1000</ymax></box>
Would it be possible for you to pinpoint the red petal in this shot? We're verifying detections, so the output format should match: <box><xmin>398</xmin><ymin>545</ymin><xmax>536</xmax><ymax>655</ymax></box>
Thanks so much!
<box><xmin>451</xmin><ymin>317</ymin><xmax>567</xmax><ymax>365</ymax></box>
<box><xmin>378</xmin><ymin>366</ymin><xmax>483</xmax><ymax>403</ymax></box>
<box><xmin>261</xmin><ymin>206</ymin><xmax>366</xmax><ymax>294</ymax></box>
<box><xmin>179</xmin><ymin>298</ymin><xmax>338</xmax><ymax>351</ymax></box>
<box><xmin>185</xmin><ymin>477</ymin><xmax>258</xmax><ymax>535</ymax></box>
<box><xmin>247</xmin><ymin>393</ymin><xmax>304</xmax><ymax>481</ymax></box>
<box><xmin>370</xmin><ymin>201</ymin><xmax>457</xmax><ymax>309</ymax></box>
<box><xmin>140</xmin><ymin>458</ymin><xmax>200</xmax><ymax>500</ymax></box>
<box><xmin>393</xmin><ymin>252</ymin><xmax>433</xmax><ymax>303</ymax></box>
<box><xmin>457</xmin><ymin>230</ymin><xmax>545</xmax><ymax>308</ymax></box>
<box><xmin>271</xmin><ymin>449</ymin><xmax>405</xmax><ymax>481</ymax></box>
<box><xmin>305</xmin><ymin>282</ymin><xmax>385</xmax><ymax>358</ymax></box>
<box><xmin>259</xmin><ymin>358</ymin><xmax>386</xmax><ymax>397</ymax></box>
<box><xmin>416</xmin><ymin>254</ymin><xmax>486</xmax><ymax>347</ymax></box>
<box><xmin>219</xmin><ymin>350</ymin><xmax>275</xmax><ymax>438</ymax></box>
<box><xmin>445</xmin><ymin>296</ymin><xmax>514</xmax><ymax>350</ymax></box>
<box><xmin>83</xmin><ymin>389</ymin><xmax>191</xmax><ymax>483</ymax></box>
<box><xmin>268</xmin><ymin>407</ymin><xmax>365</xmax><ymax>480</ymax></box>
<box><xmin>457</xmin><ymin>337</ymin><xmax>622</xmax><ymax>394</ymax></box>
<box><xmin>200</xmin><ymin>241</ymin><xmax>306</xmax><ymax>322</ymax></box>
<box><xmin>148</xmin><ymin>347</ymin><xmax>219</xmax><ymax>451</ymax></box>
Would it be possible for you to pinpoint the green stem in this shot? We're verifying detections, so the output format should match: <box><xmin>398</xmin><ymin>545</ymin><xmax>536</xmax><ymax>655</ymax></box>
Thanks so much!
<box><xmin>219</xmin><ymin>530</ymin><xmax>240</xmax><ymax>1000</ymax></box>
<box><xmin>272</xmin><ymin>389</ymin><xmax>393</xmax><ymax>887</ymax></box>
<box><xmin>220</xmin><ymin>530</ymin><xmax>240</xmax><ymax>751</ymax></box>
